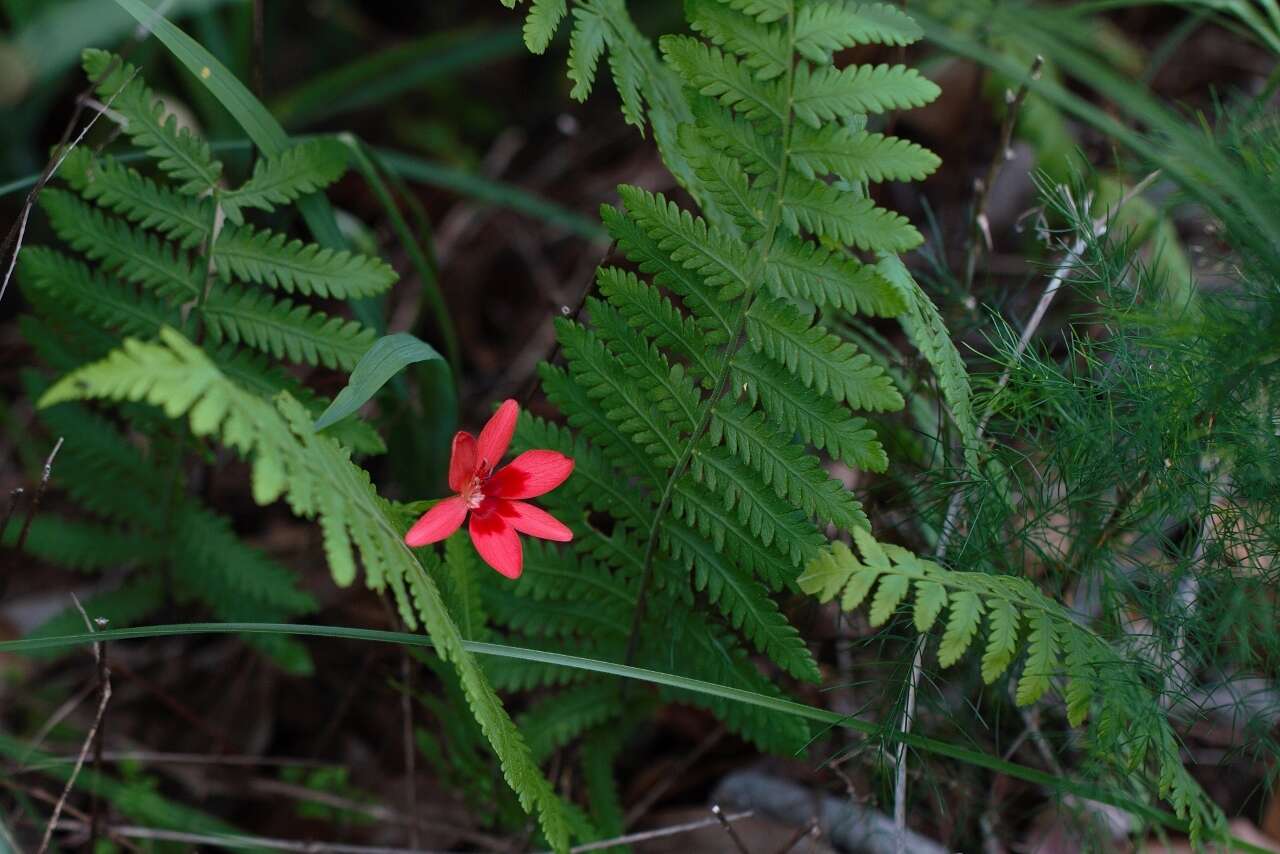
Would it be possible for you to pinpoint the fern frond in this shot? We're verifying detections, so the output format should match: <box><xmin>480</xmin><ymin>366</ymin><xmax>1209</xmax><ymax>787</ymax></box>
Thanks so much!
<box><xmin>791</xmin><ymin>62</ymin><xmax>940</xmax><ymax>126</ymax></box>
<box><xmin>596</xmin><ymin>267</ymin><xmax>719</xmax><ymax>381</ymax></box>
<box><xmin>82</xmin><ymin>50</ymin><xmax>222</xmax><ymax>195</ymax></box>
<box><xmin>210</xmin><ymin>346</ymin><xmax>385</xmax><ymax>455</ymax></box>
<box><xmin>798</xmin><ymin>538</ymin><xmax>1224</xmax><ymax>833</ymax></box>
<box><xmin>794</xmin><ymin>3</ymin><xmax>923</xmax><ymax>63</ymax></box>
<box><xmin>21</xmin><ymin>248</ymin><xmax>178</xmax><ymax>337</ymax></box>
<box><xmin>731</xmin><ymin>350</ymin><xmax>889</xmax><ymax>470</ymax></box>
<box><xmin>220</xmin><ymin>139</ymin><xmax>348</xmax><ymax>225</ymax></box>
<box><xmin>5</xmin><ymin>515</ymin><xmax>164</xmax><ymax>572</ymax></box>
<box><xmin>790</xmin><ymin>125</ymin><xmax>941</xmax><ymax>184</ymax></box>
<box><xmin>519</xmin><ymin>681</ymin><xmax>622</xmax><ymax>763</ymax></box>
<box><xmin>39</xmin><ymin>329</ymin><xmax>574</xmax><ymax>852</ymax></box>
<box><xmin>766</xmin><ymin>237</ymin><xmax>906</xmax><ymax>315</ymax></box>
<box><xmin>523</xmin><ymin>0</ymin><xmax>568</xmax><ymax>54</ymax></box>
<box><xmin>661</xmin><ymin>36</ymin><xmax>785</xmax><ymax>124</ymax></box>
<box><xmin>709</xmin><ymin>401</ymin><xmax>873</xmax><ymax>525</ymax></box>
<box><xmin>781</xmin><ymin>178</ymin><xmax>923</xmax><ymax>251</ymax></box>
<box><xmin>618</xmin><ymin>185</ymin><xmax>753</xmax><ymax>301</ymax></box>
<box><xmin>746</xmin><ymin>298</ymin><xmax>904</xmax><ymax>412</ymax></box>
<box><xmin>214</xmin><ymin>223</ymin><xmax>397</xmax><ymax>299</ymax></box>
<box><xmin>173</xmin><ymin>503</ymin><xmax>317</xmax><ymax>617</ymax></box>
<box><xmin>203</xmin><ymin>285</ymin><xmax>374</xmax><ymax>370</ymax></box>
<box><xmin>58</xmin><ymin>148</ymin><xmax>212</xmax><ymax>249</ymax></box>
<box><xmin>41</xmin><ymin>189</ymin><xmax>202</xmax><ymax>301</ymax></box>
<box><xmin>567</xmin><ymin>4</ymin><xmax>608</xmax><ymax>99</ymax></box>
<box><xmin>689</xmin><ymin>0</ymin><xmax>791</xmax><ymax>81</ymax></box>
<box><xmin>718</xmin><ymin>0</ymin><xmax>789</xmax><ymax>24</ymax></box>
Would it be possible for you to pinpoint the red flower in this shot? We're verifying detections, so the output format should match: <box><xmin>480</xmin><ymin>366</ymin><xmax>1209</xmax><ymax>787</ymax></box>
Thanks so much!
<box><xmin>404</xmin><ymin>399</ymin><xmax>574</xmax><ymax>579</ymax></box>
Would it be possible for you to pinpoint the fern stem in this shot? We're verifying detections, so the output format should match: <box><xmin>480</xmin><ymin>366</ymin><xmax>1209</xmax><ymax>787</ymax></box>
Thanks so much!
<box><xmin>622</xmin><ymin>0</ymin><xmax>801</xmax><ymax>670</ymax></box>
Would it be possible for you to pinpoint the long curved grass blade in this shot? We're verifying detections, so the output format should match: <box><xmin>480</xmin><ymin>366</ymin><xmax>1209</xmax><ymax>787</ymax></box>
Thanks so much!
<box><xmin>108</xmin><ymin>0</ymin><xmax>345</xmax><ymax>251</ymax></box>
<box><xmin>0</xmin><ymin>620</ymin><xmax>1269</xmax><ymax>853</ymax></box>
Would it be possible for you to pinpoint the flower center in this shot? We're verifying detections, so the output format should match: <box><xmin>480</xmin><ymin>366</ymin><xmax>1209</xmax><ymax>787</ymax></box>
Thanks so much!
<box><xmin>462</xmin><ymin>475</ymin><xmax>485</xmax><ymax>510</ymax></box>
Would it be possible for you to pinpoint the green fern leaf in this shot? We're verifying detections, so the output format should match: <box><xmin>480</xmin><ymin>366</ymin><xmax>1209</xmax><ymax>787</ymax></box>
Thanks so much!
<box><xmin>214</xmin><ymin>223</ymin><xmax>397</xmax><ymax>299</ymax></box>
<box><xmin>710</xmin><ymin>401</ymin><xmax>872</xmax><ymax>528</ymax></box>
<box><xmin>746</xmin><ymin>298</ymin><xmax>904</xmax><ymax>412</ymax></box>
<box><xmin>981</xmin><ymin>597</ymin><xmax>1021</xmax><ymax>684</ymax></box>
<box><xmin>690</xmin><ymin>0</ymin><xmax>790</xmax><ymax>80</ymax></box>
<box><xmin>798</xmin><ymin>540</ymin><xmax>856</xmax><ymax>602</ymax></box>
<box><xmin>41</xmin><ymin>189</ymin><xmax>202</xmax><ymax>301</ymax></box>
<box><xmin>597</xmin><ymin>267</ymin><xmax>719</xmax><ymax>381</ymax></box>
<box><xmin>220</xmin><ymin>139</ymin><xmax>348</xmax><ymax>225</ymax></box>
<box><xmin>791</xmin><ymin>62</ymin><xmax>940</xmax><ymax>126</ymax></box>
<box><xmin>877</xmin><ymin>255</ymin><xmax>980</xmax><ymax>471</ymax></box>
<box><xmin>203</xmin><ymin>285</ymin><xmax>375</xmax><ymax>370</ymax></box>
<box><xmin>1064</xmin><ymin>629</ymin><xmax>1096</xmax><ymax>727</ymax></box>
<box><xmin>82</xmin><ymin>49</ymin><xmax>222</xmax><ymax>195</ymax></box>
<box><xmin>602</xmin><ymin>203</ymin><xmax>735</xmax><ymax>343</ymax></box>
<box><xmin>1016</xmin><ymin>609</ymin><xmax>1059</xmax><ymax>706</ymax></box>
<box><xmin>718</xmin><ymin>0</ymin><xmax>788</xmax><ymax>24</ymax></box>
<box><xmin>781</xmin><ymin>177</ymin><xmax>923</xmax><ymax>251</ymax></box>
<box><xmin>58</xmin><ymin>148</ymin><xmax>212</xmax><ymax>249</ymax></box>
<box><xmin>913</xmin><ymin>580</ymin><xmax>947</xmax><ymax>633</ymax></box>
<box><xmin>794</xmin><ymin>3</ymin><xmax>923</xmax><ymax>64</ymax></box>
<box><xmin>661</xmin><ymin>35</ymin><xmax>785</xmax><ymax>124</ymax></box>
<box><xmin>523</xmin><ymin>0</ymin><xmax>567</xmax><ymax>54</ymax></box>
<box><xmin>6</xmin><ymin>516</ymin><xmax>164</xmax><ymax>572</ymax></box>
<box><xmin>567</xmin><ymin>4</ymin><xmax>608</xmax><ymax>99</ymax></box>
<box><xmin>440</xmin><ymin>533</ymin><xmax>490</xmax><ymax>642</ymax></box>
<box><xmin>618</xmin><ymin>185</ymin><xmax>753</xmax><ymax>300</ymax></box>
<box><xmin>938</xmin><ymin>590</ymin><xmax>983</xmax><ymax>667</ymax></box>
<box><xmin>609</xmin><ymin>48</ymin><xmax>647</xmax><ymax>129</ymax></box>
<box><xmin>766</xmin><ymin>237</ymin><xmax>907</xmax><ymax>316</ymax></box>
<box><xmin>692</xmin><ymin>96</ymin><xmax>782</xmax><ymax>179</ymax></box>
<box><xmin>519</xmin><ymin>680</ymin><xmax>621</xmax><ymax>762</ymax></box>
<box><xmin>731</xmin><ymin>350</ymin><xmax>889</xmax><ymax>470</ymax></box>
<box><xmin>869</xmin><ymin>571</ymin><xmax>910</xmax><ymax>626</ymax></box>
<box><xmin>21</xmin><ymin>248</ymin><xmax>177</xmax><ymax>337</ymax></box>
<box><xmin>790</xmin><ymin>125</ymin><xmax>940</xmax><ymax>184</ymax></box>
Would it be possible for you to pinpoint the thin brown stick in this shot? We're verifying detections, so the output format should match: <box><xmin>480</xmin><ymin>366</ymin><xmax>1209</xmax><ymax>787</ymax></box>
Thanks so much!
<box><xmin>624</xmin><ymin>724</ymin><xmax>726</xmax><ymax>827</ymax></box>
<box><xmin>963</xmin><ymin>55</ymin><xmax>1044</xmax><ymax>292</ymax></box>
<box><xmin>50</xmin><ymin>811</ymin><xmax>756</xmax><ymax>854</ymax></box>
<box><xmin>36</xmin><ymin>601</ymin><xmax>110</xmax><ymax>854</ymax></box>
<box><xmin>4</xmin><ymin>439</ymin><xmax>63</xmax><ymax>599</ymax></box>
<box><xmin>711</xmin><ymin>802</ymin><xmax>753</xmax><ymax>854</ymax></box>
<box><xmin>1</xmin><ymin>488</ymin><xmax>23</xmax><ymax>541</ymax></box>
<box><xmin>89</xmin><ymin>618</ymin><xmax>110</xmax><ymax>850</ymax></box>
<box><xmin>519</xmin><ymin>240</ymin><xmax>617</xmax><ymax>408</ymax></box>
<box><xmin>0</xmin><ymin>63</ymin><xmax>137</xmax><ymax>307</ymax></box>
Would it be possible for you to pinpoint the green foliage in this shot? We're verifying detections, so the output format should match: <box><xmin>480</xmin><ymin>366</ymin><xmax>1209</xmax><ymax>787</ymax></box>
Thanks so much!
<box><xmin>489</xmin><ymin>0</ymin><xmax>940</xmax><ymax>814</ymax></box>
<box><xmin>15</xmin><ymin>52</ymin><xmax>394</xmax><ymax>672</ymax></box>
<box><xmin>38</xmin><ymin>328</ymin><xmax>574</xmax><ymax>852</ymax></box>
<box><xmin>799</xmin><ymin>530</ymin><xmax>1223</xmax><ymax>838</ymax></box>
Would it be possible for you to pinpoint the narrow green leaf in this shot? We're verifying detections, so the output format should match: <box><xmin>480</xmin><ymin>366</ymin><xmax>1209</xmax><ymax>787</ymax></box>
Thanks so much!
<box><xmin>314</xmin><ymin>333</ymin><xmax>445</xmax><ymax>431</ymax></box>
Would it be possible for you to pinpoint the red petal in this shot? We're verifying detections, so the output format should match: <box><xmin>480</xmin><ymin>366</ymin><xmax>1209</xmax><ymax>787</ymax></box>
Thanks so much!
<box><xmin>469</xmin><ymin>511</ymin><xmax>523</xmax><ymax>579</ymax></box>
<box><xmin>448</xmin><ymin>432</ymin><xmax>477</xmax><ymax>492</ymax></box>
<box><xmin>476</xmin><ymin>399</ymin><xmax>519</xmax><ymax>472</ymax></box>
<box><xmin>501</xmin><ymin>500</ymin><xmax>573</xmax><ymax>542</ymax></box>
<box><xmin>487</xmin><ymin>450</ymin><xmax>575</xmax><ymax>499</ymax></box>
<box><xmin>404</xmin><ymin>496</ymin><xmax>468</xmax><ymax>547</ymax></box>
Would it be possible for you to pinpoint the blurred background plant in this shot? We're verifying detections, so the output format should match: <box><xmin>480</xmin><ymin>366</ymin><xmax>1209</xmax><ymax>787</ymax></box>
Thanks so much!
<box><xmin>0</xmin><ymin>1</ymin><xmax>1277</xmax><ymax>852</ymax></box>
